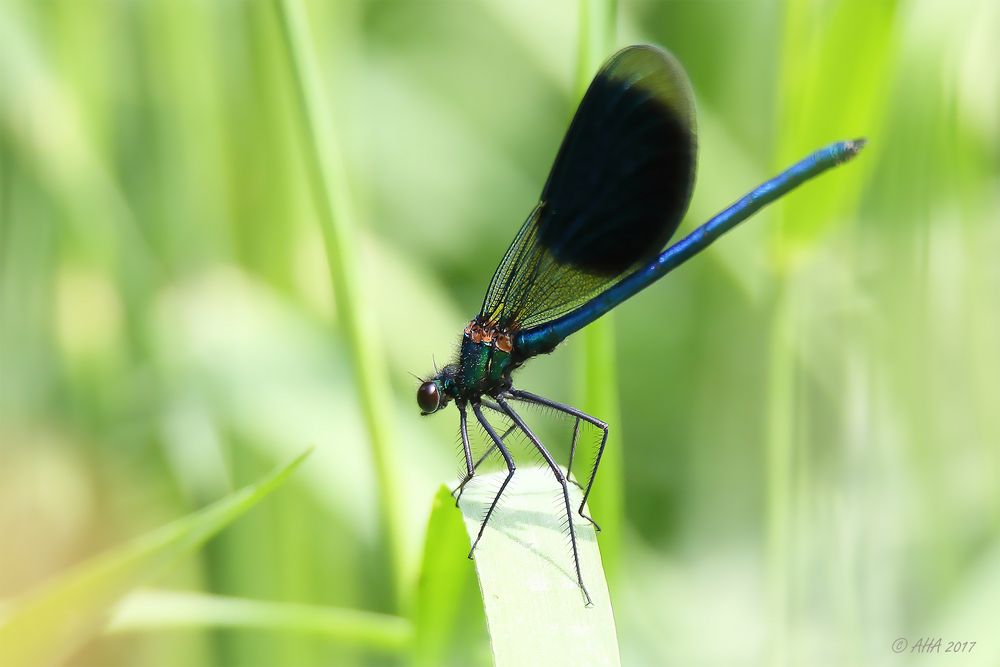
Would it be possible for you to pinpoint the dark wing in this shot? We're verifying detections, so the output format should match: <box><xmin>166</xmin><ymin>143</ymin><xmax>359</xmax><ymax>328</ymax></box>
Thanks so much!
<box><xmin>479</xmin><ymin>45</ymin><xmax>697</xmax><ymax>331</ymax></box>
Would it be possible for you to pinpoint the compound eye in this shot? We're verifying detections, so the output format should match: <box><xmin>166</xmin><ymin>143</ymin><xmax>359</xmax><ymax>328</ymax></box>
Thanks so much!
<box><xmin>417</xmin><ymin>381</ymin><xmax>440</xmax><ymax>414</ymax></box>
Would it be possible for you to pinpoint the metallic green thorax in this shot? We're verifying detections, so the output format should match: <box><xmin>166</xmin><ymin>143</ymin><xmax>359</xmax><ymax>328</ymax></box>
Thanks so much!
<box><xmin>458</xmin><ymin>336</ymin><xmax>514</xmax><ymax>393</ymax></box>
<box><xmin>432</xmin><ymin>321</ymin><xmax>524</xmax><ymax>406</ymax></box>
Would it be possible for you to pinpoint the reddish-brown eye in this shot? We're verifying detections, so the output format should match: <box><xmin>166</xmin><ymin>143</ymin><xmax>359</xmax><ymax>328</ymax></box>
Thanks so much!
<box><xmin>417</xmin><ymin>381</ymin><xmax>440</xmax><ymax>414</ymax></box>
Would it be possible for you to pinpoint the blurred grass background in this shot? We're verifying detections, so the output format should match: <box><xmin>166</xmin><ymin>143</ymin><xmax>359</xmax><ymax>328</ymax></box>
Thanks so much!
<box><xmin>1</xmin><ymin>0</ymin><xmax>998</xmax><ymax>665</ymax></box>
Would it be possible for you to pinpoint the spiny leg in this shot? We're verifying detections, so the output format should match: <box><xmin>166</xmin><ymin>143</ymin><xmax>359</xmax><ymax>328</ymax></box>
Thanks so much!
<box><xmin>467</xmin><ymin>401</ymin><xmax>516</xmax><ymax>558</ymax></box>
<box><xmin>508</xmin><ymin>389</ymin><xmax>608</xmax><ymax>532</ymax></box>
<box><xmin>490</xmin><ymin>396</ymin><xmax>582</xmax><ymax>490</ymax></box>
<box><xmin>566</xmin><ymin>418</ymin><xmax>583</xmax><ymax>490</ymax></box>
<box><xmin>470</xmin><ymin>397</ymin><xmax>517</xmax><ymax>473</ymax></box>
<box><xmin>451</xmin><ymin>402</ymin><xmax>475</xmax><ymax>507</ymax></box>
<box><xmin>471</xmin><ymin>424</ymin><xmax>517</xmax><ymax>468</ymax></box>
<box><xmin>451</xmin><ymin>420</ymin><xmax>517</xmax><ymax>505</ymax></box>
<box><xmin>495</xmin><ymin>395</ymin><xmax>593</xmax><ymax>606</ymax></box>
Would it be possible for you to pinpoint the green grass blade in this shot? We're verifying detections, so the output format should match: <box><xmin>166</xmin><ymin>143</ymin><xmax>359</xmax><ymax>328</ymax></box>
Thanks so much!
<box><xmin>0</xmin><ymin>449</ymin><xmax>311</xmax><ymax>667</ymax></box>
<box><xmin>413</xmin><ymin>487</ymin><xmax>488</xmax><ymax>667</ymax></box>
<box><xmin>105</xmin><ymin>589</ymin><xmax>412</xmax><ymax>653</ymax></box>
<box><xmin>459</xmin><ymin>469</ymin><xmax>620</xmax><ymax>667</ymax></box>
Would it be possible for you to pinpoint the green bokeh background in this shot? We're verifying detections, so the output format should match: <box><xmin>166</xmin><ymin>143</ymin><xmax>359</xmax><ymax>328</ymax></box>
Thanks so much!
<box><xmin>1</xmin><ymin>0</ymin><xmax>998</xmax><ymax>665</ymax></box>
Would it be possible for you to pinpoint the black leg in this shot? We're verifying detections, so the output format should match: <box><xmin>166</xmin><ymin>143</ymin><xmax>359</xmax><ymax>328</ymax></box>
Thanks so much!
<box><xmin>451</xmin><ymin>421</ymin><xmax>517</xmax><ymax>504</ymax></box>
<box><xmin>467</xmin><ymin>401</ymin><xmax>516</xmax><ymax>559</ymax></box>
<box><xmin>495</xmin><ymin>395</ymin><xmax>593</xmax><ymax>606</ymax></box>
<box><xmin>491</xmin><ymin>396</ymin><xmax>583</xmax><ymax>490</ymax></box>
<box><xmin>471</xmin><ymin>397</ymin><xmax>517</xmax><ymax>473</ymax></box>
<box><xmin>566</xmin><ymin>418</ymin><xmax>583</xmax><ymax>490</ymax></box>
<box><xmin>451</xmin><ymin>402</ymin><xmax>475</xmax><ymax>507</ymax></box>
<box><xmin>508</xmin><ymin>389</ymin><xmax>607</xmax><ymax>532</ymax></box>
<box><xmin>471</xmin><ymin>423</ymin><xmax>517</xmax><ymax>469</ymax></box>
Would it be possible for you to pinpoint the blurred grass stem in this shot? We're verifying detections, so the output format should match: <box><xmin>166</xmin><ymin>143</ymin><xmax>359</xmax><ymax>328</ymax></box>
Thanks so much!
<box><xmin>573</xmin><ymin>0</ymin><xmax>623</xmax><ymax>579</ymax></box>
<box><xmin>765</xmin><ymin>284</ymin><xmax>794</xmax><ymax>667</ymax></box>
<box><xmin>107</xmin><ymin>590</ymin><xmax>413</xmax><ymax>653</ymax></box>
<box><xmin>273</xmin><ymin>0</ymin><xmax>405</xmax><ymax>608</ymax></box>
